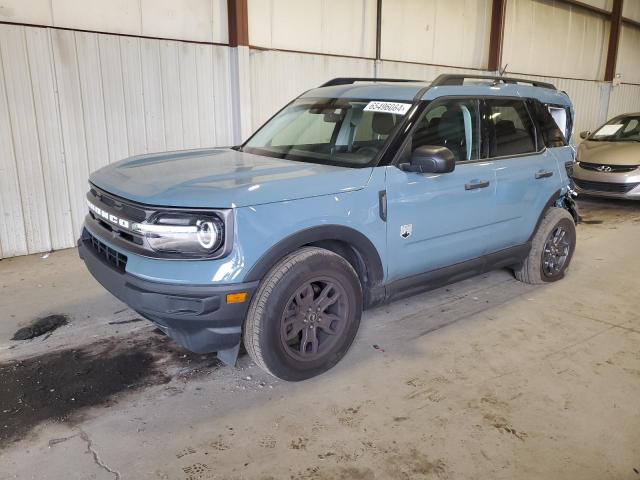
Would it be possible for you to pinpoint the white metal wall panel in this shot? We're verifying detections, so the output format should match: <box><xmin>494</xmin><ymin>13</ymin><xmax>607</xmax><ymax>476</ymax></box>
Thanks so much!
<box><xmin>76</xmin><ymin>32</ymin><xmax>111</xmax><ymax>174</ymax></box>
<box><xmin>248</xmin><ymin>0</ymin><xmax>377</xmax><ymax>58</ymax></box>
<box><xmin>53</xmin><ymin>0</ymin><xmax>142</xmax><ymax>36</ymax></box>
<box><xmin>25</xmin><ymin>28</ymin><xmax>74</xmax><ymax>250</ymax></box>
<box><xmin>0</xmin><ymin>0</ymin><xmax>53</xmax><ymax>25</ymax></box>
<box><xmin>140</xmin><ymin>0</ymin><xmax>228</xmax><ymax>44</ymax></box>
<box><xmin>503</xmin><ymin>0</ymin><xmax>609</xmax><ymax>80</ymax></box>
<box><xmin>98</xmin><ymin>34</ymin><xmax>131</xmax><ymax>163</ymax></box>
<box><xmin>0</xmin><ymin>48</ymin><xmax>28</xmax><ymax>258</ymax></box>
<box><xmin>249</xmin><ymin>49</ymin><xmax>374</xmax><ymax>129</ymax></box>
<box><xmin>140</xmin><ymin>38</ymin><xmax>167</xmax><ymax>153</ymax></box>
<box><xmin>378</xmin><ymin>61</ymin><xmax>483</xmax><ymax>82</ymax></box>
<box><xmin>51</xmin><ymin>28</ymin><xmax>91</xmax><ymax>239</ymax></box>
<box><xmin>380</xmin><ymin>0</ymin><xmax>491</xmax><ymax>69</ymax></box>
<box><xmin>580</xmin><ymin>0</ymin><xmax>612</xmax><ymax>11</ymax></box>
<box><xmin>608</xmin><ymin>84</ymin><xmax>640</xmax><ymax>118</ymax></box>
<box><xmin>623</xmin><ymin>0</ymin><xmax>640</xmax><ymax>23</ymax></box>
<box><xmin>0</xmin><ymin>0</ymin><xmax>229</xmax><ymax>44</ymax></box>
<box><xmin>0</xmin><ymin>26</ymin><xmax>52</xmax><ymax>254</ymax></box>
<box><xmin>179</xmin><ymin>42</ymin><xmax>202</xmax><ymax>148</ymax></box>
<box><xmin>195</xmin><ymin>43</ymin><xmax>217</xmax><ymax>147</ymax></box>
<box><xmin>618</xmin><ymin>25</ymin><xmax>640</xmax><ymax>85</ymax></box>
<box><xmin>120</xmin><ymin>36</ymin><xmax>148</xmax><ymax>156</ymax></box>
<box><xmin>211</xmin><ymin>46</ymin><xmax>233</xmax><ymax>145</ymax></box>
<box><xmin>0</xmin><ymin>24</ymin><xmax>234</xmax><ymax>259</ymax></box>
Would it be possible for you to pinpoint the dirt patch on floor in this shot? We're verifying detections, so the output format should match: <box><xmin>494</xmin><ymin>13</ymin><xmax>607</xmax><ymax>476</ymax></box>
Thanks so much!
<box><xmin>11</xmin><ymin>314</ymin><xmax>68</xmax><ymax>340</ymax></box>
<box><xmin>577</xmin><ymin>198</ymin><xmax>640</xmax><ymax>225</ymax></box>
<box><xmin>0</xmin><ymin>332</ymin><xmax>221</xmax><ymax>449</ymax></box>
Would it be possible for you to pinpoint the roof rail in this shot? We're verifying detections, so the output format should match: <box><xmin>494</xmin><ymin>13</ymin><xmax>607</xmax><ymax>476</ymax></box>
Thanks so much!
<box><xmin>320</xmin><ymin>77</ymin><xmax>423</xmax><ymax>88</ymax></box>
<box><xmin>431</xmin><ymin>74</ymin><xmax>556</xmax><ymax>90</ymax></box>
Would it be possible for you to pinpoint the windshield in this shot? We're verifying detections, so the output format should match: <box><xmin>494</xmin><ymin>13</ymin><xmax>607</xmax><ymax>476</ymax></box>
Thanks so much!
<box><xmin>242</xmin><ymin>97</ymin><xmax>410</xmax><ymax>167</ymax></box>
<box><xmin>590</xmin><ymin>115</ymin><xmax>640</xmax><ymax>142</ymax></box>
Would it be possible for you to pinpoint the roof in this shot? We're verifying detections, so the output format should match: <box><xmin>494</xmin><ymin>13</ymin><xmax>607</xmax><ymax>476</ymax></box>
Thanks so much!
<box><xmin>301</xmin><ymin>82</ymin><xmax>428</xmax><ymax>102</ymax></box>
<box><xmin>300</xmin><ymin>75</ymin><xmax>573</xmax><ymax>109</ymax></box>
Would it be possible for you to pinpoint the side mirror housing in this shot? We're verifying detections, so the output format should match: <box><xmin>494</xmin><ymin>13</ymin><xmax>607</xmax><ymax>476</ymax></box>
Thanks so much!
<box><xmin>579</xmin><ymin>130</ymin><xmax>590</xmax><ymax>140</ymax></box>
<box><xmin>400</xmin><ymin>145</ymin><xmax>455</xmax><ymax>174</ymax></box>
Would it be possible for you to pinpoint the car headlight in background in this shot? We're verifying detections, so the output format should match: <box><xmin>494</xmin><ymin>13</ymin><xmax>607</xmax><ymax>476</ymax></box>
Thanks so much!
<box><xmin>132</xmin><ymin>213</ymin><xmax>224</xmax><ymax>256</ymax></box>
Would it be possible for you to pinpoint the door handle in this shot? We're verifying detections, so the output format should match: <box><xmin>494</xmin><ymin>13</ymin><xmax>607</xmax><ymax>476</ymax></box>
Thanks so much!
<box><xmin>465</xmin><ymin>180</ymin><xmax>490</xmax><ymax>190</ymax></box>
<box><xmin>535</xmin><ymin>170</ymin><xmax>554</xmax><ymax>179</ymax></box>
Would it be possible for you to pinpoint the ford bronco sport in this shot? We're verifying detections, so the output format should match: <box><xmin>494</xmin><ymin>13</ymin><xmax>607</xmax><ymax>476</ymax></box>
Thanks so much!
<box><xmin>79</xmin><ymin>74</ymin><xmax>579</xmax><ymax>381</ymax></box>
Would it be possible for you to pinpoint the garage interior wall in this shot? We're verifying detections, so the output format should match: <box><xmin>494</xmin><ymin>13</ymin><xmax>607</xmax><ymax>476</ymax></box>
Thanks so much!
<box><xmin>0</xmin><ymin>0</ymin><xmax>639</xmax><ymax>259</ymax></box>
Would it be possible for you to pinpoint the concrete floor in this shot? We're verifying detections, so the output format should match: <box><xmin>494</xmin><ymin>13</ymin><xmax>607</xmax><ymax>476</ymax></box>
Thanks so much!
<box><xmin>1</xmin><ymin>198</ymin><xmax>639</xmax><ymax>480</ymax></box>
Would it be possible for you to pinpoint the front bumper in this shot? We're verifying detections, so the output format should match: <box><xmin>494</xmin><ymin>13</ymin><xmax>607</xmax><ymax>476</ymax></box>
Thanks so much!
<box><xmin>570</xmin><ymin>163</ymin><xmax>640</xmax><ymax>200</ymax></box>
<box><xmin>78</xmin><ymin>229</ymin><xmax>258</xmax><ymax>362</ymax></box>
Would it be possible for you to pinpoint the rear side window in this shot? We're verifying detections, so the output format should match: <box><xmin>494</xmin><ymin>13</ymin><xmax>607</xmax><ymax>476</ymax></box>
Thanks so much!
<box><xmin>529</xmin><ymin>100</ymin><xmax>567</xmax><ymax>148</ymax></box>
<box><xmin>484</xmin><ymin>99</ymin><xmax>537</xmax><ymax>157</ymax></box>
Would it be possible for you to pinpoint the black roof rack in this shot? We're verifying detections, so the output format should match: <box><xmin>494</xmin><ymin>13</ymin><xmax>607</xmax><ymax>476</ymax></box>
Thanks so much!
<box><xmin>320</xmin><ymin>77</ymin><xmax>423</xmax><ymax>88</ymax></box>
<box><xmin>431</xmin><ymin>74</ymin><xmax>556</xmax><ymax>90</ymax></box>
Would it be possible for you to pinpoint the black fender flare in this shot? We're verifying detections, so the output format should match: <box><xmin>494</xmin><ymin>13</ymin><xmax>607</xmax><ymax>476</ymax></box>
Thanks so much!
<box><xmin>244</xmin><ymin>225</ymin><xmax>385</xmax><ymax>288</ymax></box>
<box><xmin>528</xmin><ymin>189</ymin><xmax>577</xmax><ymax>243</ymax></box>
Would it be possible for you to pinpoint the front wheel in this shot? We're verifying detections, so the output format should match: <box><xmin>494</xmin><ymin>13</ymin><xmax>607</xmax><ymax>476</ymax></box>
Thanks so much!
<box><xmin>514</xmin><ymin>207</ymin><xmax>576</xmax><ymax>284</ymax></box>
<box><xmin>243</xmin><ymin>247</ymin><xmax>363</xmax><ymax>381</ymax></box>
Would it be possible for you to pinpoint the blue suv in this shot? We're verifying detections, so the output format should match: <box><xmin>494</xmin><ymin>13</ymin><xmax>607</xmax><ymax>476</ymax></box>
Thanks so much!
<box><xmin>79</xmin><ymin>74</ymin><xmax>578</xmax><ymax>380</ymax></box>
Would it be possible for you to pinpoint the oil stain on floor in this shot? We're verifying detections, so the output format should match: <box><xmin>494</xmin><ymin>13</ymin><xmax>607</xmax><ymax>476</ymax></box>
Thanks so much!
<box><xmin>0</xmin><ymin>331</ymin><xmax>221</xmax><ymax>449</ymax></box>
<box><xmin>11</xmin><ymin>314</ymin><xmax>69</xmax><ymax>341</ymax></box>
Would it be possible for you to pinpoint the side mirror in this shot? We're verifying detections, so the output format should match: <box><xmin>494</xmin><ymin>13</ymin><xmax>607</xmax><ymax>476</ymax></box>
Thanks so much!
<box><xmin>400</xmin><ymin>145</ymin><xmax>455</xmax><ymax>174</ymax></box>
<box><xmin>579</xmin><ymin>131</ymin><xmax>590</xmax><ymax>140</ymax></box>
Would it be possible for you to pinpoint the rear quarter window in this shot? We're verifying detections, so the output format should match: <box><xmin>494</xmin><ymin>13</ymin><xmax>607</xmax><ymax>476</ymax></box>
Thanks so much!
<box><xmin>485</xmin><ymin>99</ymin><xmax>537</xmax><ymax>157</ymax></box>
<box><xmin>529</xmin><ymin>99</ymin><xmax>567</xmax><ymax>148</ymax></box>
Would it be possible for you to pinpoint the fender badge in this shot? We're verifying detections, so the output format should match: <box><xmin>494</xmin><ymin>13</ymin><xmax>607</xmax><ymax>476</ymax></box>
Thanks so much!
<box><xmin>400</xmin><ymin>224</ymin><xmax>412</xmax><ymax>239</ymax></box>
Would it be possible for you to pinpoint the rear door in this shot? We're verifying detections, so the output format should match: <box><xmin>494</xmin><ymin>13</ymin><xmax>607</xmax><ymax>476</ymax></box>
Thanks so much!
<box><xmin>385</xmin><ymin>98</ymin><xmax>497</xmax><ymax>282</ymax></box>
<box><xmin>485</xmin><ymin>98</ymin><xmax>563</xmax><ymax>250</ymax></box>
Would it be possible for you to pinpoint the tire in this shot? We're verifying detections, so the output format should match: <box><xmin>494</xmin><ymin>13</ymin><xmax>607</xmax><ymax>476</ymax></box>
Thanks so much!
<box><xmin>514</xmin><ymin>207</ymin><xmax>576</xmax><ymax>285</ymax></box>
<box><xmin>243</xmin><ymin>247</ymin><xmax>363</xmax><ymax>381</ymax></box>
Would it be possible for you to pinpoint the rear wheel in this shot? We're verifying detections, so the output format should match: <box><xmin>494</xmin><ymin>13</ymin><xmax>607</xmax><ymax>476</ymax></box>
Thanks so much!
<box><xmin>244</xmin><ymin>247</ymin><xmax>362</xmax><ymax>381</ymax></box>
<box><xmin>514</xmin><ymin>207</ymin><xmax>576</xmax><ymax>284</ymax></box>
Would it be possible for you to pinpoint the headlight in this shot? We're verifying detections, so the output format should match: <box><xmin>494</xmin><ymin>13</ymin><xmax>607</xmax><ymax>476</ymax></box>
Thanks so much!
<box><xmin>132</xmin><ymin>213</ymin><xmax>224</xmax><ymax>256</ymax></box>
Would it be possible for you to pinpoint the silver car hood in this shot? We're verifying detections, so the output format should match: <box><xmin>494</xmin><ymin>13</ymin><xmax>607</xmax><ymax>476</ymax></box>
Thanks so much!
<box><xmin>578</xmin><ymin>141</ymin><xmax>640</xmax><ymax>166</ymax></box>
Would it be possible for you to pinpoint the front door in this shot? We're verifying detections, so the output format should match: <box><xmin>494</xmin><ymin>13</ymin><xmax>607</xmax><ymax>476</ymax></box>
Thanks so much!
<box><xmin>385</xmin><ymin>98</ymin><xmax>497</xmax><ymax>282</ymax></box>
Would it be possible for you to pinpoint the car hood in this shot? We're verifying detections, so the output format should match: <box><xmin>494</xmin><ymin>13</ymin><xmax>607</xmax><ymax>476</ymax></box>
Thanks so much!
<box><xmin>578</xmin><ymin>141</ymin><xmax>640</xmax><ymax>166</ymax></box>
<box><xmin>89</xmin><ymin>148</ymin><xmax>372</xmax><ymax>208</ymax></box>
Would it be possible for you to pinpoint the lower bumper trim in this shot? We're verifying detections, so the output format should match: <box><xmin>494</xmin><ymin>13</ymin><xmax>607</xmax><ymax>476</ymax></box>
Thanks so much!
<box><xmin>78</xmin><ymin>230</ymin><xmax>258</xmax><ymax>359</ymax></box>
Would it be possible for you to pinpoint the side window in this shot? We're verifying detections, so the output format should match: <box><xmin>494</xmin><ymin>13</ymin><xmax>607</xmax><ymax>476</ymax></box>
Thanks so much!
<box><xmin>529</xmin><ymin>100</ymin><xmax>568</xmax><ymax>148</ymax></box>
<box><xmin>411</xmin><ymin>99</ymin><xmax>479</xmax><ymax>162</ymax></box>
<box><xmin>485</xmin><ymin>99</ymin><xmax>537</xmax><ymax>157</ymax></box>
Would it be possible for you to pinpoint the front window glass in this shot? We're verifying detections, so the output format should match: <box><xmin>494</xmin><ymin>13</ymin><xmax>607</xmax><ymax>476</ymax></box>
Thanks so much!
<box><xmin>590</xmin><ymin>116</ymin><xmax>640</xmax><ymax>142</ymax></box>
<box><xmin>410</xmin><ymin>99</ymin><xmax>480</xmax><ymax>162</ymax></box>
<box><xmin>243</xmin><ymin>98</ymin><xmax>408</xmax><ymax>167</ymax></box>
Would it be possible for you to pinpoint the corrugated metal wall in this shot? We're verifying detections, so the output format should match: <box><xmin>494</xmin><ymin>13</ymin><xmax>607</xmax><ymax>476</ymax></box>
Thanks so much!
<box><xmin>249</xmin><ymin>49</ymin><xmax>374</xmax><ymax>129</ymax></box>
<box><xmin>503</xmin><ymin>0</ymin><xmax>610</xmax><ymax>80</ymax></box>
<box><xmin>380</xmin><ymin>0</ymin><xmax>492</xmax><ymax>69</ymax></box>
<box><xmin>0</xmin><ymin>24</ymin><xmax>234</xmax><ymax>258</ymax></box>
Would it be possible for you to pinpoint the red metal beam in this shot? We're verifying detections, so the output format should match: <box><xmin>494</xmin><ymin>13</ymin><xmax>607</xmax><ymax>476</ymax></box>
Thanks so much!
<box><xmin>227</xmin><ymin>0</ymin><xmax>249</xmax><ymax>47</ymax></box>
<box><xmin>605</xmin><ymin>0</ymin><xmax>623</xmax><ymax>81</ymax></box>
<box><xmin>487</xmin><ymin>0</ymin><xmax>506</xmax><ymax>71</ymax></box>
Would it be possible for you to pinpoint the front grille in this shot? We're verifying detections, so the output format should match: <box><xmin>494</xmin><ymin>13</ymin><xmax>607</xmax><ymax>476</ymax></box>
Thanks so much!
<box><xmin>579</xmin><ymin>162</ymin><xmax>638</xmax><ymax>173</ymax></box>
<box><xmin>85</xmin><ymin>230</ymin><xmax>128</xmax><ymax>271</ymax></box>
<box><xmin>573</xmin><ymin>179</ymin><xmax>639</xmax><ymax>194</ymax></box>
<box><xmin>89</xmin><ymin>187</ymin><xmax>147</xmax><ymax>222</ymax></box>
